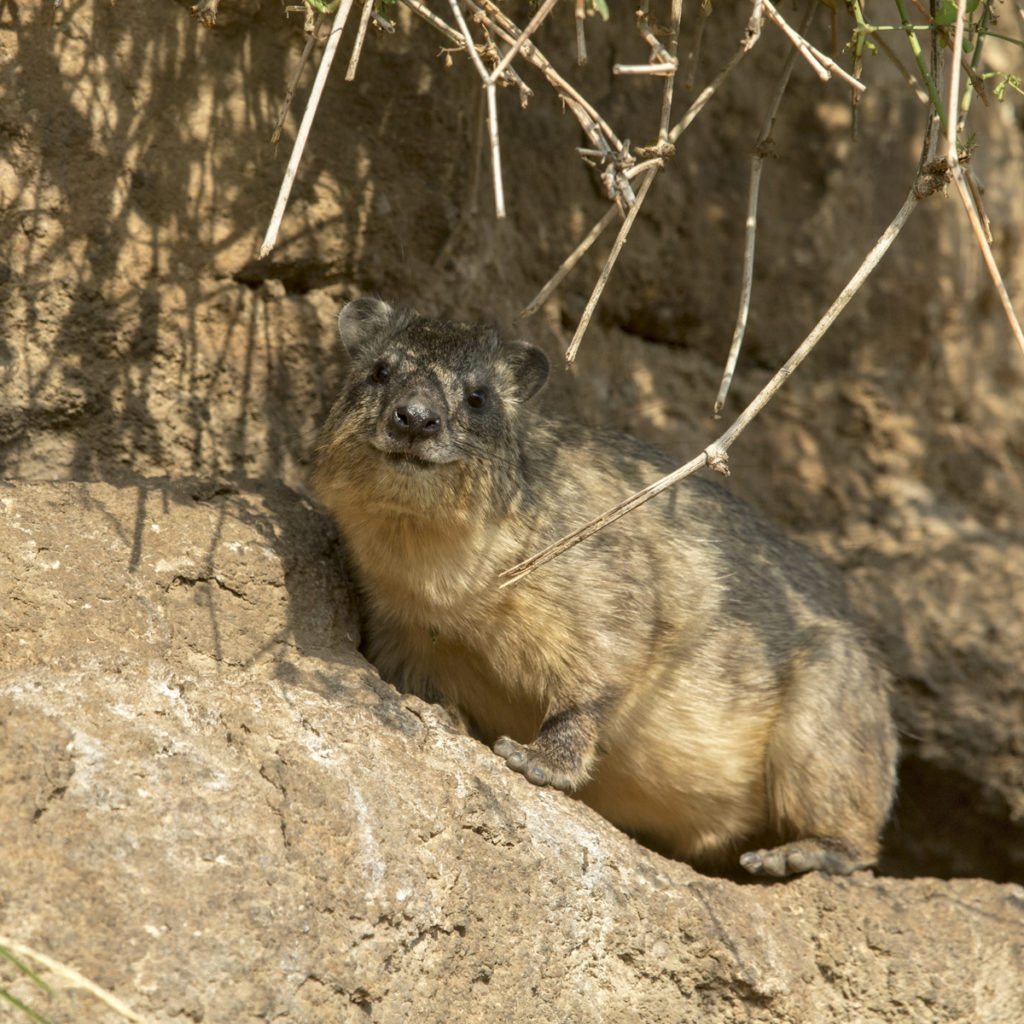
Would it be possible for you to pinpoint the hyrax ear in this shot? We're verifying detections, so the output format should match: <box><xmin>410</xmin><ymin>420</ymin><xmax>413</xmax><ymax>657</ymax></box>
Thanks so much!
<box><xmin>337</xmin><ymin>297</ymin><xmax>401</xmax><ymax>358</ymax></box>
<box><xmin>504</xmin><ymin>340</ymin><xmax>550</xmax><ymax>401</ymax></box>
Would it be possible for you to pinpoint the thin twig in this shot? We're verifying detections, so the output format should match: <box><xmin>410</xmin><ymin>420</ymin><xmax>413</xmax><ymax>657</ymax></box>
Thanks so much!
<box><xmin>518</xmin><ymin>206</ymin><xmax>620</xmax><ymax>318</ymax></box>
<box><xmin>748</xmin><ymin>0</ymin><xmax>764</xmax><ymax>48</ymax></box>
<box><xmin>398</xmin><ymin>0</ymin><xmax>464</xmax><ymax>47</ymax></box>
<box><xmin>565</xmin><ymin>167</ymin><xmax>659</xmax><ymax>363</ymax></box>
<box><xmin>346</xmin><ymin>0</ymin><xmax>375</xmax><ymax>81</ymax></box>
<box><xmin>502</xmin><ymin>187</ymin><xmax>923</xmax><ymax>585</ymax></box>
<box><xmin>472</xmin><ymin>0</ymin><xmax>624</xmax><ymax>153</ymax></box>
<box><xmin>446</xmin><ymin>0</ymin><xmax>505</xmax><ymax>218</ymax></box>
<box><xmin>271</xmin><ymin>21</ymin><xmax>320</xmax><ymax>146</ymax></box>
<box><xmin>658</xmin><ymin>0</ymin><xmax>683</xmax><ymax>142</ymax></box>
<box><xmin>0</xmin><ymin>936</ymin><xmax>154</xmax><ymax>1024</ymax></box>
<box><xmin>908</xmin><ymin>0</ymin><xmax>988</xmax><ymax>103</ymax></box>
<box><xmin>485</xmin><ymin>83</ymin><xmax>505</xmax><ymax>217</ymax></box>
<box><xmin>762</xmin><ymin>0</ymin><xmax>865</xmax><ymax>92</ymax></box>
<box><xmin>715</xmin><ymin>0</ymin><xmax>815</xmax><ymax>416</ymax></box>
<box><xmin>893</xmin><ymin>0</ymin><xmax>948</xmax><ymax>130</ymax></box>
<box><xmin>636</xmin><ymin>3</ymin><xmax>676</xmax><ymax>66</ymax></box>
<box><xmin>259</xmin><ymin>0</ymin><xmax>356</xmax><ymax>258</ymax></box>
<box><xmin>613</xmin><ymin>63</ymin><xmax>677</xmax><ymax>76</ymax></box>
<box><xmin>487</xmin><ymin>0</ymin><xmax>558</xmax><ymax>83</ymax></box>
<box><xmin>670</xmin><ymin>30</ymin><xmax>756</xmax><ymax>143</ymax></box>
<box><xmin>684</xmin><ymin>0</ymin><xmax>712</xmax><ymax>90</ymax></box>
<box><xmin>447</xmin><ymin>0</ymin><xmax>487</xmax><ymax>77</ymax></box>
<box><xmin>625</xmin><ymin>157</ymin><xmax>667</xmax><ymax>179</ymax></box>
<box><xmin>565</xmin><ymin>0</ymin><xmax>683</xmax><ymax>362</ymax></box>
<box><xmin>945</xmin><ymin>4</ymin><xmax>1024</xmax><ymax>357</ymax></box>
<box><xmin>575</xmin><ymin>2</ymin><xmax>588</xmax><ymax>64</ymax></box>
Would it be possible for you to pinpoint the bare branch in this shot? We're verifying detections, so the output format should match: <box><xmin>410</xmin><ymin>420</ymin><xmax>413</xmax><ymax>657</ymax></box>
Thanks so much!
<box><xmin>259</xmin><ymin>0</ymin><xmax>356</xmax><ymax>259</ymax></box>
<box><xmin>471</xmin><ymin>0</ymin><xmax>624</xmax><ymax>154</ymax></box>
<box><xmin>575</xmin><ymin>0</ymin><xmax>588</xmax><ymax>66</ymax></box>
<box><xmin>345</xmin><ymin>0</ymin><xmax>376</xmax><ymax>81</ymax></box>
<box><xmin>446</xmin><ymin>0</ymin><xmax>506</xmax><ymax>218</ymax></box>
<box><xmin>271</xmin><ymin>22</ymin><xmax>320</xmax><ymax>146</ymax></box>
<box><xmin>502</xmin><ymin>187</ymin><xmax>923</xmax><ymax>585</ymax></box>
<box><xmin>487</xmin><ymin>0</ymin><xmax>558</xmax><ymax>84</ymax></box>
<box><xmin>565</xmin><ymin>167</ymin><xmax>659</xmax><ymax>363</ymax></box>
<box><xmin>715</xmin><ymin>0</ymin><xmax>816</xmax><ymax>416</ymax></box>
<box><xmin>684</xmin><ymin>1</ymin><xmax>712</xmax><ymax>90</ymax></box>
<box><xmin>518</xmin><ymin>205</ymin><xmax>620</xmax><ymax>319</ymax></box>
<box><xmin>670</xmin><ymin>31</ymin><xmax>756</xmax><ymax>144</ymax></box>
<box><xmin>945</xmin><ymin>3</ymin><xmax>1024</xmax><ymax>358</ymax></box>
<box><xmin>397</xmin><ymin>0</ymin><xmax>463</xmax><ymax>45</ymax></box>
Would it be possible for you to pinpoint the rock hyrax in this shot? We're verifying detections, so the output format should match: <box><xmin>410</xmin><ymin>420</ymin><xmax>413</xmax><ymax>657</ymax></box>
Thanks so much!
<box><xmin>313</xmin><ymin>298</ymin><xmax>898</xmax><ymax>877</ymax></box>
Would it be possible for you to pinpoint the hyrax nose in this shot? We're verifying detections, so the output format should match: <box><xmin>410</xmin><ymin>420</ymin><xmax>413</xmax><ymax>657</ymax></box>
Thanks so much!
<box><xmin>391</xmin><ymin>397</ymin><xmax>442</xmax><ymax>441</ymax></box>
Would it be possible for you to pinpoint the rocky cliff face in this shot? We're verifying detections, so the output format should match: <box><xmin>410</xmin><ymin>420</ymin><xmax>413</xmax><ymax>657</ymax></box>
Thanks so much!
<box><xmin>2</xmin><ymin>1</ymin><xmax>1023</xmax><ymax>1020</ymax></box>
<box><xmin>2</xmin><ymin>479</ymin><xmax>1022</xmax><ymax>1023</ymax></box>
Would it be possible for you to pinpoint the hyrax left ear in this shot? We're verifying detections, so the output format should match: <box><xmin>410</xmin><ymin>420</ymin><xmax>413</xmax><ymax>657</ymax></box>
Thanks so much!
<box><xmin>504</xmin><ymin>340</ymin><xmax>550</xmax><ymax>401</ymax></box>
<box><xmin>337</xmin><ymin>297</ymin><xmax>405</xmax><ymax>358</ymax></box>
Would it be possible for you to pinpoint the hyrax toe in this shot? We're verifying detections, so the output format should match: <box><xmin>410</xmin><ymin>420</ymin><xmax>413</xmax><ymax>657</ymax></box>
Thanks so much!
<box><xmin>740</xmin><ymin>837</ymin><xmax>871</xmax><ymax>878</ymax></box>
<box><xmin>494</xmin><ymin>736</ymin><xmax>573</xmax><ymax>791</ymax></box>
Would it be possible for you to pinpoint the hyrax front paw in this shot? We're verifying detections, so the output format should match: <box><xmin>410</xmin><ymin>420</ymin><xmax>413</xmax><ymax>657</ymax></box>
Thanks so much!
<box><xmin>494</xmin><ymin>736</ymin><xmax>573</xmax><ymax>791</ymax></box>
<box><xmin>740</xmin><ymin>838</ymin><xmax>869</xmax><ymax>878</ymax></box>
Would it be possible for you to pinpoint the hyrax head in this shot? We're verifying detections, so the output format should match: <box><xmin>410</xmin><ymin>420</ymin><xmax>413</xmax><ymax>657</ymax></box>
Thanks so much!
<box><xmin>330</xmin><ymin>298</ymin><xmax>550</xmax><ymax>484</ymax></box>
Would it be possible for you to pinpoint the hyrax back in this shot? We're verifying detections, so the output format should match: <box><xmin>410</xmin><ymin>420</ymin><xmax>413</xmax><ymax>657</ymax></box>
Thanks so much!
<box><xmin>314</xmin><ymin>298</ymin><xmax>898</xmax><ymax>878</ymax></box>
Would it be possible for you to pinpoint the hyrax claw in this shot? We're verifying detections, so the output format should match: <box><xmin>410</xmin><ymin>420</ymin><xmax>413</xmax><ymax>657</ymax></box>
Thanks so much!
<box><xmin>494</xmin><ymin>736</ymin><xmax>573</xmax><ymax>791</ymax></box>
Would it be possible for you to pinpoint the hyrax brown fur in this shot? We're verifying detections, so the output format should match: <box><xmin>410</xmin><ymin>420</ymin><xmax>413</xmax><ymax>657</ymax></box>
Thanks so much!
<box><xmin>313</xmin><ymin>298</ymin><xmax>898</xmax><ymax>878</ymax></box>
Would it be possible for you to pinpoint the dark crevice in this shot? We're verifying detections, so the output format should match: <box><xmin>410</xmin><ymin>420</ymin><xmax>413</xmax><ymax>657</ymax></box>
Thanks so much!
<box><xmin>879</xmin><ymin>755</ymin><xmax>1024</xmax><ymax>883</ymax></box>
<box><xmin>232</xmin><ymin>258</ymin><xmax>346</xmax><ymax>295</ymax></box>
<box><xmin>170</xmin><ymin>574</ymin><xmax>246</xmax><ymax>600</ymax></box>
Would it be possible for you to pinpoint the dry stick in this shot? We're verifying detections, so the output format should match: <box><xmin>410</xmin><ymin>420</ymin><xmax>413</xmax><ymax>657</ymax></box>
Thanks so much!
<box><xmin>518</xmin><ymin>205</ymin><xmax>619</xmax><ymax>318</ymax></box>
<box><xmin>626</xmin><ymin>157</ymin><xmax>667</xmax><ymax>178</ymax></box>
<box><xmin>502</xmin><ymin>187</ymin><xmax>923</xmax><ymax>586</ymax></box>
<box><xmin>762</xmin><ymin>0</ymin><xmax>866</xmax><ymax>93</ymax></box>
<box><xmin>908</xmin><ymin>0</ymin><xmax>988</xmax><ymax>103</ymax></box>
<box><xmin>271</xmin><ymin>21</ymin><xmax>320</xmax><ymax>146</ymax></box>
<box><xmin>564</xmin><ymin>0</ymin><xmax>683</xmax><ymax>363</ymax></box>
<box><xmin>446</xmin><ymin>0</ymin><xmax>506</xmax><ymax>218</ymax></box>
<box><xmin>669</xmin><ymin>30</ymin><xmax>757</xmax><ymax>144</ymax></box>
<box><xmin>346</xmin><ymin>0</ymin><xmax>376</xmax><ymax>80</ymax></box>
<box><xmin>259</xmin><ymin>0</ymin><xmax>355</xmax><ymax>258</ymax></box>
<box><xmin>637</xmin><ymin>8</ymin><xmax>676</xmax><ymax>66</ymax></box>
<box><xmin>472</xmin><ymin>0</ymin><xmax>624</xmax><ymax>153</ymax></box>
<box><xmin>0</xmin><ymin>935</ymin><xmax>154</xmax><ymax>1024</ymax></box>
<box><xmin>748</xmin><ymin>0</ymin><xmax>764</xmax><ymax>48</ymax></box>
<box><xmin>398</xmin><ymin>0</ymin><xmax>465</xmax><ymax>45</ymax></box>
<box><xmin>715</xmin><ymin>0</ymin><xmax>815</xmax><ymax>416</ymax></box>
<box><xmin>945</xmin><ymin>5</ymin><xmax>1024</xmax><ymax>357</ymax></box>
<box><xmin>614</xmin><ymin>63</ymin><xmax>677</xmax><ymax>76</ymax></box>
<box><xmin>658</xmin><ymin>0</ymin><xmax>684</xmax><ymax>142</ymax></box>
<box><xmin>761</xmin><ymin>0</ymin><xmax>826</xmax><ymax>80</ymax></box>
<box><xmin>575</xmin><ymin>0</ymin><xmax>588</xmax><ymax>66</ymax></box>
<box><xmin>565</xmin><ymin>167</ymin><xmax>659</xmax><ymax>363</ymax></box>
<box><xmin>487</xmin><ymin>0</ymin><xmax>559</xmax><ymax>83</ymax></box>
<box><xmin>685</xmin><ymin>1</ymin><xmax>713</xmax><ymax>89</ymax></box>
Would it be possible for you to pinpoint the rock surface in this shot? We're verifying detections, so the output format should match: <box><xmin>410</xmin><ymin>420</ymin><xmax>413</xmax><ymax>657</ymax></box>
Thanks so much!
<box><xmin>2</xmin><ymin>479</ymin><xmax>1023</xmax><ymax>1024</ymax></box>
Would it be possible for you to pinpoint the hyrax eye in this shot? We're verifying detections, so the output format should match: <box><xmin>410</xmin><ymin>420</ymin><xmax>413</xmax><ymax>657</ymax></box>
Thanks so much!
<box><xmin>466</xmin><ymin>388</ymin><xmax>488</xmax><ymax>410</ymax></box>
<box><xmin>370</xmin><ymin>362</ymin><xmax>390</xmax><ymax>383</ymax></box>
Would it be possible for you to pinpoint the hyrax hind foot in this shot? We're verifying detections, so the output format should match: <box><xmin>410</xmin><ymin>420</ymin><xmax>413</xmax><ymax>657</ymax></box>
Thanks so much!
<box><xmin>494</xmin><ymin>736</ymin><xmax>575</xmax><ymax>792</ymax></box>
<box><xmin>740</xmin><ymin>837</ymin><xmax>872</xmax><ymax>878</ymax></box>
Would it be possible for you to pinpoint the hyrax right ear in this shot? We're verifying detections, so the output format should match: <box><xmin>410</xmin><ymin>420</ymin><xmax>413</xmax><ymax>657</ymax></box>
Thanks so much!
<box><xmin>504</xmin><ymin>340</ymin><xmax>550</xmax><ymax>401</ymax></box>
<box><xmin>337</xmin><ymin>297</ymin><xmax>401</xmax><ymax>357</ymax></box>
